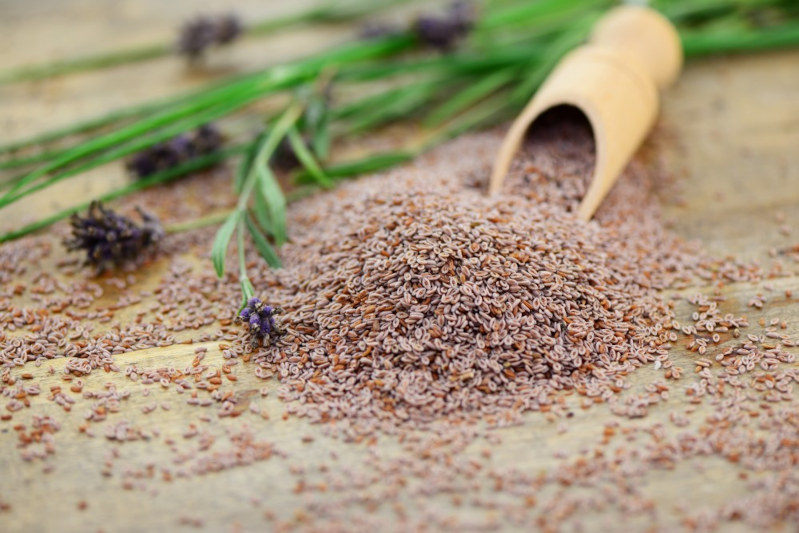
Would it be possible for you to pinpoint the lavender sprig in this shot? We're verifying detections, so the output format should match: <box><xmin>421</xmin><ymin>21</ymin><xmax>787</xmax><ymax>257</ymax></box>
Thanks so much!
<box><xmin>236</xmin><ymin>297</ymin><xmax>282</xmax><ymax>346</ymax></box>
<box><xmin>126</xmin><ymin>124</ymin><xmax>224</xmax><ymax>179</ymax></box>
<box><xmin>414</xmin><ymin>1</ymin><xmax>476</xmax><ymax>50</ymax></box>
<box><xmin>64</xmin><ymin>201</ymin><xmax>163</xmax><ymax>272</ymax></box>
<box><xmin>177</xmin><ymin>14</ymin><xmax>244</xmax><ymax>60</ymax></box>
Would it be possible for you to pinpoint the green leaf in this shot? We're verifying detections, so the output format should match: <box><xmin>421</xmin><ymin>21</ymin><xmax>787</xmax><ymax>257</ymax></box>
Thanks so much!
<box><xmin>307</xmin><ymin>93</ymin><xmax>331</xmax><ymax>161</ymax></box>
<box><xmin>509</xmin><ymin>13</ymin><xmax>598</xmax><ymax>105</ymax></box>
<box><xmin>335</xmin><ymin>78</ymin><xmax>440</xmax><ymax>125</ymax></box>
<box><xmin>303</xmin><ymin>91</ymin><xmax>327</xmax><ymax>132</ymax></box>
<box><xmin>1</xmin><ymin>91</ymin><xmax>270</xmax><ymax>209</ymax></box>
<box><xmin>255</xmin><ymin>165</ymin><xmax>287</xmax><ymax>245</ymax></box>
<box><xmin>235</xmin><ymin>132</ymin><xmax>266</xmax><ymax>194</ymax></box>
<box><xmin>345</xmin><ymin>81</ymin><xmax>444</xmax><ymax>134</ymax></box>
<box><xmin>287</xmin><ymin>126</ymin><xmax>332</xmax><ymax>188</ymax></box>
<box><xmin>251</xmin><ymin>191</ymin><xmax>275</xmax><ymax>237</ymax></box>
<box><xmin>312</xmin><ymin>118</ymin><xmax>330</xmax><ymax>161</ymax></box>
<box><xmin>245</xmin><ymin>214</ymin><xmax>282</xmax><ymax>268</ymax></box>
<box><xmin>424</xmin><ymin>68</ymin><xmax>517</xmax><ymax>127</ymax></box>
<box><xmin>294</xmin><ymin>151</ymin><xmax>414</xmax><ymax>184</ymax></box>
<box><xmin>4</xmin><ymin>78</ymin><xmax>272</xmax><ymax>203</ymax></box>
<box><xmin>422</xmin><ymin>92</ymin><xmax>514</xmax><ymax>151</ymax></box>
<box><xmin>212</xmin><ymin>210</ymin><xmax>241</xmax><ymax>278</ymax></box>
<box><xmin>0</xmin><ymin>145</ymin><xmax>247</xmax><ymax>243</ymax></box>
<box><xmin>236</xmin><ymin>103</ymin><xmax>303</xmax><ymax>246</ymax></box>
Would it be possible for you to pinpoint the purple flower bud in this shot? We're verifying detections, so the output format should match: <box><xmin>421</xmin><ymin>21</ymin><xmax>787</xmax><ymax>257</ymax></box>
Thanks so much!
<box><xmin>237</xmin><ymin>296</ymin><xmax>282</xmax><ymax>344</ymax></box>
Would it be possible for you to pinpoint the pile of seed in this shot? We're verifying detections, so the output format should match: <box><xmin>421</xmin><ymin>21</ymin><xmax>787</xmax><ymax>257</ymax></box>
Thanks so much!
<box><xmin>3</xmin><ymin>117</ymin><xmax>797</xmax><ymax>531</ymax></box>
<box><xmin>250</xmin><ymin>118</ymin><xmax>682</xmax><ymax>432</ymax></box>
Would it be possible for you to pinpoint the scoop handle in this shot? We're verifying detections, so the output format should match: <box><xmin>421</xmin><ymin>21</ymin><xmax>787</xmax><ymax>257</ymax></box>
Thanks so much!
<box><xmin>589</xmin><ymin>6</ymin><xmax>682</xmax><ymax>90</ymax></box>
<box><xmin>488</xmin><ymin>6</ymin><xmax>683</xmax><ymax>220</ymax></box>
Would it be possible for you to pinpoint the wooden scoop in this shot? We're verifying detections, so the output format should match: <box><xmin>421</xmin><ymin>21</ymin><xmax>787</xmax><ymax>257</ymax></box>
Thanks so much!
<box><xmin>488</xmin><ymin>5</ymin><xmax>683</xmax><ymax>220</ymax></box>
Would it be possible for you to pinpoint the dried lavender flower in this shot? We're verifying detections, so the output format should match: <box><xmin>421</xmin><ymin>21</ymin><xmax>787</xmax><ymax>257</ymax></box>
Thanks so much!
<box><xmin>126</xmin><ymin>124</ymin><xmax>224</xmax><ymax>179</ymax></box>
<box><xmin>214</xmin><ymin>14</ymin><xmax>243</xmax><ymax>45</ymax></box>
<box><xmin>414</xmin><ymin>1</ymin><xmax>475</xmax><ymax>50</ymax></box>
<box><xmin>177</xmin><ymin>14</ymin><xmax>243</xmax><ymax>60</ymax></box>
<box><xmin>358</xmin><ymin>22</ymin><xmax>403</xmax><ymax>40</ymax></box>
<box><xmin>177</xmin><ymin>17</ymin><xmax>218</xmax><ymax>60</ymax></box>
<box><xmin>192</xmin><ymin>124</ymin><xmax>225</xmax><ymax>156</ymax></box>
<box><xmin>449</xmin><ymin>0</ymin><xmax>476</xmax><ymax>33</ymax></box>
<box><xmin>64</xmin><ymin>201</ymin><xmax>163</xmax><ymax>272</ymax></box>
<box><xmin>236</xmin><ymin>297</ymin><xmax>281</xmax><ymax>346</ymax></box>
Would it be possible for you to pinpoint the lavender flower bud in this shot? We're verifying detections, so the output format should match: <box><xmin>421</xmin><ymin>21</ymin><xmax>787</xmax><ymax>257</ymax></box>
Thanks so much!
<box><xmin>238</xmin><ymin>296</ymin><xmax>281</xmax><ymax>346</ymax></box>
<box><xmin>64</xmin><ymin>201</ymin><xmax>162</xmax><ymax>272</ymax></box>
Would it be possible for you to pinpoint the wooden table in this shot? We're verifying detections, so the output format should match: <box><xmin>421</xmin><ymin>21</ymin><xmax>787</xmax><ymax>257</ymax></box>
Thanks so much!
<box><xmin>1</xmin><ymin>1</ymin><xmax>798</xmax><ymax>531</ymax></box>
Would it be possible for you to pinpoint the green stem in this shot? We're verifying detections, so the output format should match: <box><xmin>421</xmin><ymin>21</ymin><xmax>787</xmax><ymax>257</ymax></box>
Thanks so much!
<box><xmin>0</xmin><ymin>45</ymin><xmax>169</xmax><ymax>85</ymax></box>
<box><xmin>248</xmin><ymin>0</ymin><xmax>414</xmax><ymax>35</ymax></box>
<box><xmin>0</xmin><ymin>72</ymin><xmax>264</xmax><ymax>156</ymax></box>
<box><xmin>682</xmin><ymin>22</ymin><xmax>799</xmax><ymax>56</ymax></box>
<box><xmin>0</xmin><ymin>0</ymin><xmax>417</xmax><ymax>86</ymax></box>
<box><xmin>0</xmin><ymin>149</ymin><xmax>62</xmax><ymax>171</ymax></box>
<box><xmin>237</xmin><ymin>219</ymin><xmax>255</xmax><ymax>304</ymax></box>
<box><xmin>2</xmin><ymin>34</ymin><xmax>414</xmax><ymax>202</ymax></box>
<box><xmin>165</xmin><ymin>210</ymin><xmax>234</xmax><ymax>233</ymax></box>
<box><xmin>1</xmin><ymin>89</ymin><xmax>274</xmax><ymax>208</ymax></box>
<box><xmin>0</xmin><ymin>145</ymin><xmax>246</xmax><ymax>243</ymax></box>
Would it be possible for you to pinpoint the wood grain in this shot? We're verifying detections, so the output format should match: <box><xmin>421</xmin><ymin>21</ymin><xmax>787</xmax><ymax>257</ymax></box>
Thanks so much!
<box><xmin>1</xmin><ymin>2</ymin><xmax>798</xmax><ymax>532</ymax></box>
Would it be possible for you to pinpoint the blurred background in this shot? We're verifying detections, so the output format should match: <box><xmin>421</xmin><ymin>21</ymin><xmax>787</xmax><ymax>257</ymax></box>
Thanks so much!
<box><xmin>1</xmin><ymin>0</ymin><xmax>798</xmax><ymax>251</ymax></box>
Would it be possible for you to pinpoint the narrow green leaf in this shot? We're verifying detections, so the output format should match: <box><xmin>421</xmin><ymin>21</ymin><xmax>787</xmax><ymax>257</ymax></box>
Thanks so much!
<box><xmin>0</xmin><ymin>44</ymin><xmax>168</xmax><ymax>86</ymax></box>
<box><xmin>235</xmin><ymin>133</ymin><xmax>265</xmax><ymax>194</ymax></box>
<box><xmin>245</xmin><ymin>214</ymin><xmax>282</xmax><ymax>268</ymax></box>
<box><xmin>304</xmin><ymin>92</ymin><xmax>327</xmax><ymax>132</ymax></box>
<box><xmin>312</xmin><ymin>117</ymin><xmax>331</xmax><ymax>161</ymax></box>
<box><xmin>255</xmin><ymin>165</ymin><xmax>288</xmax><ymax>245</ymax></box>
<box><xmin>480</xmin><ymin>0</ymin><xmax>604</xmax><ymax>30</ymax></box>
<box><xmin>251</xmin><ymin>191</ymin><xmax>275</xmax><ymax>237</ymax></box>
<box><xmin>1</xmin><ymin>90</ymin><xmax>270</xmax><ymax>209</ymax></box>
<box><xmin>306</xmin><ymin>93</ymin><xmax>331</xmax><ymax>160</ymax></box>
<box><xmin>0</xmin><ymin>149</ymin><xmax>61</xmax><ymax>172</ymax></box>
<box><xmin>287</xmin><ymin>126</ymin><xmax>332</xmax><ymax>187</ymax></box>
<box><xmin>424</xmin><ymin>68</ymin><xmax>517</xmax><ymax>127</ymax></box>
<box><xmin>422</xmin><ymin>92</ymin><xmax>514</xmax><ymax>151</ymax></box>
<box><xmin>212</xmin><ymin>210</ymin><xmax>241</xmax><ymax>278</ymax></box>
<box><xmin>345</xmin><ymin>82</ymin><xmax>442</xmax><ymax>134</ymax></box>
<box><xmin>0</xmin><ymin>145</ymin><xmax>246</xmax><ymax>243</ymax></box>
<box><xmin>294</xmin><ymin>151</ymin><xmax>414</xmax><ymax>184</ymax></box>
<box><xmin>509</xmin><ymin>14</ymin><xmax>598</xmax><ymax>105</ymax></box>
<box><xmin>681</xmin><ymin>22</ymin><xmax>799</xmax><ymax>56</ymax></box>
<box><xmin>242</xmin><ymin>104</ymin><xmax>303</xmax><ymax>244</ymax></box>
<box><xmin>5</xmin><ymin>79</ymin><xmax>266</xmax><ymax>200</ymax></box>
<box><xmin>333</xmin><ymin>78</ymin><xmax>439</xmax><ymax>122</ymax></box>
<box><xmin>0</xmin><ymin>74</ymin><xmax>257</xmax><ymax>155</ymax></box>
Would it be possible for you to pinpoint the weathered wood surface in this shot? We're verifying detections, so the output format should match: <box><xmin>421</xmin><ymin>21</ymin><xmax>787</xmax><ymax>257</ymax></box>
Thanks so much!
<box><xmin>1</xmin><ymin>1</ymin><xmax>798</xmax><ymax>532</ymax></box>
